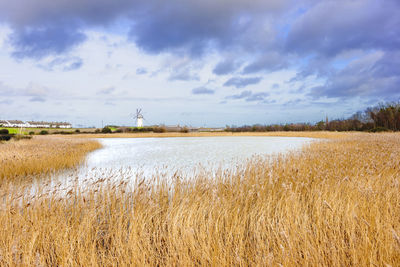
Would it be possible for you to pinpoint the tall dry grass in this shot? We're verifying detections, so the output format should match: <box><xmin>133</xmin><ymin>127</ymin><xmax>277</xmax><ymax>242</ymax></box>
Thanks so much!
<box><xmin>1</xmin><ymin>133</ymin><xmax>400</xmax><ymax>266</ymax></box>
<box><xmin>64</xmin><ymin>130</ymin><xmax>348</xmax><ymax>139</ymax></box>
<box><xmin>0</xmin><ymin>136</ymin><xmax>101</xmax><ymax>180</ymax></box>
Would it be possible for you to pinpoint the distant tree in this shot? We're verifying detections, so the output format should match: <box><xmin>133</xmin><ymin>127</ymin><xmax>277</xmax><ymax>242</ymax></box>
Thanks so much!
<box><xmin>101</xmin><ymin>127</ymin><xmax>112</xmax><ymax>133</ymax></box>
<box><xmin>180</xmin><ymin>126</ymin><xmax>189</xmax><ymax>133</ymax></box>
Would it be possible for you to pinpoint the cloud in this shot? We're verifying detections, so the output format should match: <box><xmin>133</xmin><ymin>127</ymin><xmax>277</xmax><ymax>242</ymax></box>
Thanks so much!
<box><xmin>192</xmin><ymin>87</ymin><xmax>215</xmax><ymax>95</ymax></box>
<box><xmin>64</xmin><ymin>59</ymin><xmax>83</xmax><ymax>71</ymax></box>
<box><xmin>242</xmin><ymin>52</ymin><xmax>287</xmax><ymax>74</ymax></box>
<box><xmin>29</xmin><ymin>96</ymin><xmax>46</xmax><ymax>102</ymax></box>
<box><xmin>37</xmin><ymin>56</ymin><xmax>83</xmax><ymax>71</ymax></box>
<box><xmin>97</xmin><ymin>87</ymin><xmax>116</xmax><ymax>95</ymax></box>
<box><xmin>213</xmin><ymin>59</ymin><xmax>241</xmax><ymax>75</ymax></box>
<box><xmin>0</xmin><ymin>0</ymin><xmax>288</xmax><ymax>59</ymax></box>
<box><xmin>225</xmin><ymin>90</ymin><xmax>269</xmax><ymax>102</ymax></box>
<box><xmin>245</xmin><ymin>92</ymin><xmax>269</xmax><ymax>102</ymax></box>
<box><xmin>10</xmin><ymin>25</ymin><xmax>86</xmax><ymax>59</ymax></box>
<box><xmin>128</xmin><ymin>1</ymin><xmax>287</xmax><ymax>56</ymax></box>
<box><xmin>308</xmin><ymin>51</ymin><xmax>400</xmax><ymax>100</ymax></box>
<box><xmin>169</xmin><ymin>71</ymin><xmax>199</xmax><ymax>81</ymax></box>
<box><xmin>136</xmin><ymin>68</ymin><xmax>147</xmax><ymax>75</ymax></box>
<box><xmin>272</xmin><ymin>83</ymin><xmax>280</xmax><ymax>89</ymax></box>
<box><xmin>223</xmin><ymin>77</ymin><xmax>262</xmax><ymax>88</ymax></box>
<box><xmin>226</xmin><ymin>90</ymin><xmax>252</xmax><ymax>99</ymax></box>
<box><xmin>165</xmin><ymin>57</ymin><xmax>201</xmax><ymax>81</ymax></box>
<box><xmin>0</xmin><ymin>0</ymin><xmax>399</xmax><ymax>121</ymax></box>
<box><xmin>0</xmin><ymin>99</ymin><xmax>13</xmax><ymax>105</ymax></box>
<box><xmin>24</xmin><ymin>82</ymin><xmax>49</xmax><ymax>97</ymax></box>
<box><xmin>285</xmin><ymin>0</ymin><xmax>400</xmax><ymax>57</ymax></box>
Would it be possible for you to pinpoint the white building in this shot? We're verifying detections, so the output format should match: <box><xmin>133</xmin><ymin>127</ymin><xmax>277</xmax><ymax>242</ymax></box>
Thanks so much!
<box><xmin>0</xmin><ymin>120</ymin><xmax>72</xmax><ymax>128</ymax></box>
<box><xmin>0</xmin><ymin>120</ymin><xmax>29</xmax><ymax>127</ymax></box>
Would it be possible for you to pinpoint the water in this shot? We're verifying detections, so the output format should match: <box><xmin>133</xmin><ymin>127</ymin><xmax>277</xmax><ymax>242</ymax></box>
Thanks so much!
<box><xmin>80</xmin><ymin>136</ymin><xmax>313</xmax><ymax>177</ymax></box>
<box><xmin>32</xmin><ymin>136</ymin><xmax>314</xmax><ymax>197</ymax></box>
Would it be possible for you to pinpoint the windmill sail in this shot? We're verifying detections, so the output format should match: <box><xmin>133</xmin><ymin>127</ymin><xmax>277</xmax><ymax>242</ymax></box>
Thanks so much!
<box><xmin>135</xmin><ymin>109</ymin><xmax>144</xmax><ymax>127</ymax></box>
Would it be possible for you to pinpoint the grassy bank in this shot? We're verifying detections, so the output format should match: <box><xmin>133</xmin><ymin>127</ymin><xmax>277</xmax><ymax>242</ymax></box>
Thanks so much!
<box><xmin>0</xmin><ymin>127</ymin><xmax>97</xmax><ymax>135</ymax></box>
<box><xmin>0</xmin><ymin>136</ymin><xmax>101</xmax><ymax>180</ymax></box>
<box><xmin>0</xmin><ymin>133</ymin><xmax>399</xmax><ymax>265</ymax></box>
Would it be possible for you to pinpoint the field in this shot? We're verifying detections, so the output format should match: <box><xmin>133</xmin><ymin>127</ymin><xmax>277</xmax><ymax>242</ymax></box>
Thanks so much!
<box><xmin>0</xmin><ymin>127</ymin><xmax>97</xmax><ymax>135</ymax></box>
<box><xmin>0</xmin><ymin>133</ymin><xmax>399</xmax><ymax>266</ymax></box>
<box><xmin>0</xmin><ymin>136</ymin><xmax>101</xmax><ymax>180</ymax></box>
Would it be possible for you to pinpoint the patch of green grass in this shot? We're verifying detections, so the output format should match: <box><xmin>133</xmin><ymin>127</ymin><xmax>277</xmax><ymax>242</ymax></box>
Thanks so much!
<box><xmin>0</xmin><ymin>128</ymin><xmax>25</xmax><ymax>134</ymax></box>
<box><xmin>0</xmin><ymin>127</ymin><xmax>97</xmax><ymax>135</ymax></box>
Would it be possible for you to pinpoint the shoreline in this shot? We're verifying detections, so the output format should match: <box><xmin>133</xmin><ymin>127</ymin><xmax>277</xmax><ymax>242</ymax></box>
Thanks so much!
<box><xmin>53</xmin><ymin>131</ymin><xmax>360</xmax><ymax>139</ymax></box>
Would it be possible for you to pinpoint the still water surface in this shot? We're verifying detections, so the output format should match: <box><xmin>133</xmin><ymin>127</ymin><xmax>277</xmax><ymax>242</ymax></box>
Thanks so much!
<box><xmin>38</xmin><ymin>136</ymin><xmax>315</xmax><ymax>195</ymax></box>
<box><xmin>79</xmin><ymin>136</ymin><xmax>314</xmax><ymax>178</ymax></box>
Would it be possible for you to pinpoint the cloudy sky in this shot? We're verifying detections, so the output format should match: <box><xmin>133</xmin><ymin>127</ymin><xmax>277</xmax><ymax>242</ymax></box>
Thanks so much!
<box><xmin>0</xmin><ymin>0</ymin><xmax>399</xmax><ymax>127</ymax></box>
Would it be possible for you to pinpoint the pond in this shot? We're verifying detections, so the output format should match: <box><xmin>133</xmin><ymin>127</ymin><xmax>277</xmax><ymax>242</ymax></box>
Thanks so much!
<box><xmin>32</xmin><ymin>136</ymin><xmax>315</xmax><ymax>196</ymax></box>
<box><xmin>78</xmin><ymin>136</ymin><xmax>314</xmax><ymax>178</ymax></box>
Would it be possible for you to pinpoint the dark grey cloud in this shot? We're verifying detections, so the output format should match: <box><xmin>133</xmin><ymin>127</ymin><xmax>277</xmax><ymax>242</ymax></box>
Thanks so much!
<box><xmin>0</xmin><ymin>0</ymin><xmax>399</xmax><ymax>106</ymax></box>
<box><xmin>192</xmin><ymin>87</ymin><xmax>215</xmax><ymax>95</ymax></box>
<box><xmin>225</xmin><ymin>90</ymin><xmax>269</xmax><ymax>102</ymax></box>
<box><xmin>308</xmin><ymin>51</ymin><xmax>400</xmax><ymax>100</ymax></box>
<box><xmin>10</xmin><ymin>25</ymin><xmax>86</xmax><ymax>59</ymax></box>
<box><xmin>242</xmin><ymin>52</ymin><xmax>287</xmax><ymax>74</ymax></box>
<box><xmin>286</xmin><ymin>0</ymin><xmax>400</xmax><ymax>57</ymax></box>
<box><xmin>223</xmin><ymin>77</ymin><xmax>262</xmax><ymax>88</ymax></box>
<box><xmin>128</xmin><ymin>1</ymin><xmax>287</xmax><ymax>56</ymax></box>
<box><xmin>213</xmin><ymin>59</ymin><xmax>241</xmax><ymax>75</ymax></box>
<box><xmin>0</xmin><ymin>0</ymin><xmax>287</xmax><ymax>58</ymax></box>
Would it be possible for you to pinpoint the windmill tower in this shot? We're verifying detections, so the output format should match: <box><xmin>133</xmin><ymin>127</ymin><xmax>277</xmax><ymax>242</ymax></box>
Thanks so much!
<box><xmin>135</xmin><ymin>108</ymin><xmax>144</xmax><ymax>127</ymax></box>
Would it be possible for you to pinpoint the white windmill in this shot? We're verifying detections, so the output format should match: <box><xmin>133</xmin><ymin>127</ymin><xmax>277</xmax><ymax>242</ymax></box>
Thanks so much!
<box><xmin>134</xmin><ymin>108</ymin><xmax>144</xmax><ymax>127</ymax></box>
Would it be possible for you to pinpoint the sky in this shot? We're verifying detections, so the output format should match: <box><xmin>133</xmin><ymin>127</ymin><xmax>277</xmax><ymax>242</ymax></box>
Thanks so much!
<box><xmin>0</xmin><ymin>0</ymin><xmax>399</xmax><ymax>127</ymax></box>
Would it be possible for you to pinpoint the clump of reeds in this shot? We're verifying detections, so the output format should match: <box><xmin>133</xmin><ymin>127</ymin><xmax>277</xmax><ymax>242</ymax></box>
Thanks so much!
<box><xmin>67</xmin><ymin>130</ymin><xmax>349</xmax><ymax>139</ymax></box>
<box><xmin>0</xmin><ymin>136</ymin><xmax>101</xmax><ymax>180</ymax></box>
<box><xmin>0</xmin><ymin>133</ymin><xmax>400</xmax><ymax>266</ymax></box>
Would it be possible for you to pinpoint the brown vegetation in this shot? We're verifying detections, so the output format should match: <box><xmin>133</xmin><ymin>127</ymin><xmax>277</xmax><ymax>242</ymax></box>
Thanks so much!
<box><xmin>0</xmin><ymin>133</ymin><xmax>399</xmax><ymax>266</ymax></box>
<box><xmin>61</xmin><ymin>130</ymin><xmax>348</xmax><ymax>139</ymax></box>
<box><xmin>0</xmin><ymin>136</ymin><xmax>101</xmax><ymax>180</ymax></box>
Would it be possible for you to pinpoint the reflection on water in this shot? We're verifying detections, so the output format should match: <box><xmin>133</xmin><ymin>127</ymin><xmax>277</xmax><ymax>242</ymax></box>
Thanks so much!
<box><xmin>30</xmin><ymin>136</ymin><xmax>314</xmax><ymax>197</ymax></box>
<box><xmin>81</xmin><ymin>136</ymin><xmax>313</xmax><ymax>177</ymax></box>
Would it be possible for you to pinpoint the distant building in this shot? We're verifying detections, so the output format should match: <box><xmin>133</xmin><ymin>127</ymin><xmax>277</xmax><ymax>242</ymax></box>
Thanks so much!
<box><xmin>0</xmin><ymin>120</ymin><xmax>29</xmax><ymax>127</ymax></box>
<box><xmin>0</xmin><ymin>120</ymin><xmax>72</xmax><ymax>128</ymax></box>
<box><xmin>27</xmin><ymin>121</ymin><xmax>51</xmax><ymax>128</ymax></box>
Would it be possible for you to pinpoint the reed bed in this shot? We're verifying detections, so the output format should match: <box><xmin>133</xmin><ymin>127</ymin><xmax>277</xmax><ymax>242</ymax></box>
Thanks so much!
<box><xmin>64</xmin><ymin>130</ymin><xmax>348</xmax><ymax>139</ymax></box>
<box><xmin>1</xmin><ymin>133</ymin><xmax>400</xmax><ymax>266</ymax></box>
<box><xmin>0</xmin><ymin>136</ymin><xmax>101</xmax><ymax>180</ymax></box>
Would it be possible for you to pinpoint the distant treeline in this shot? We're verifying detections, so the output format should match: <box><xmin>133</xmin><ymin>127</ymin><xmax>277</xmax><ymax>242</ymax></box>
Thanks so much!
<box><xmin>226</xmin><ymin>102</ymin><xmax>400</xmax><ymax>132</ymax></box>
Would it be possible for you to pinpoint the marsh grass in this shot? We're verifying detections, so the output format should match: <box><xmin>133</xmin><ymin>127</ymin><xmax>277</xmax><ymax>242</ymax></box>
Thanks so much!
<box><xmin>0</xmin><ymin>136</ymin><xmax>101</xmax><ymax>180</ymax></box>
<box><xmin>62</xmin><ymin>130</ymin><xmax>349</xmax><ymax>139</ymax></box>
<box><xmin>0</xmin><ymin>133</ymin><xmax>400</xmax><ymax>266</ymax></box>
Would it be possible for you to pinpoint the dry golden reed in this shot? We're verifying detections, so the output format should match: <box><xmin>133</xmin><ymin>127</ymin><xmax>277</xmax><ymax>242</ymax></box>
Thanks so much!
<box><xmin>68</xmin><ymin>130</ymin><xmax>347</xmax><ymax>139</ymax></box>
<box><xmin>1</xmin><ymin>133</ymin><xmax>400</xmax><ymax>266</ymax></box>
<box><xmin>0</xmin><ymin>136</ymin><xmax>101</xmax><ymax>180</ymax></box>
